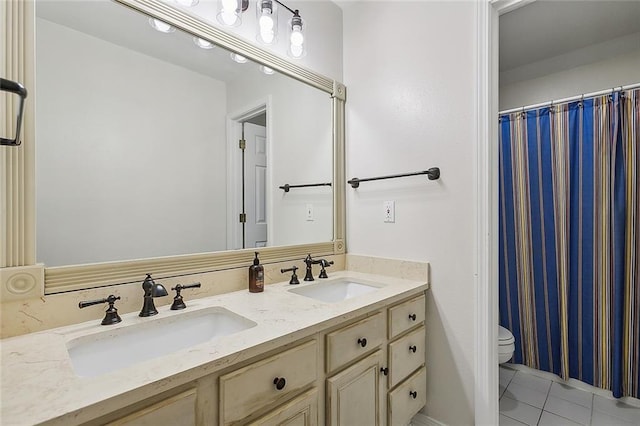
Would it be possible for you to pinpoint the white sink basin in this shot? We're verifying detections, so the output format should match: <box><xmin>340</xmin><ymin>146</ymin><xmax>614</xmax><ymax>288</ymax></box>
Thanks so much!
<box><xmin>288</xmin><ymin>279</ymin><xmax>382</xmax><ymax>303</ymax></box>
<box><xmin>67</xmin><ymin>307</ymin><xmax>256</xmax><ymax>378</ymax></box>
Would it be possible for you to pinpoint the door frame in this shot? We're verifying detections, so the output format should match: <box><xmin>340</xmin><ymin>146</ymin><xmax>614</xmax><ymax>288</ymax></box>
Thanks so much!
<box><xmin>475</xmin><ymin>1</ymin><xmax>537</xmax><ymax>424</ymax></box>
<box><xmin>225</xmin><ymin>97</ymin><xmax>273</xmax><ymax>250</ymax></box>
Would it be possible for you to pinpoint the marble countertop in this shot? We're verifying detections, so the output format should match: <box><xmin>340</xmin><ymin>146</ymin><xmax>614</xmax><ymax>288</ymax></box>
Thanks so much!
<box><xmin>0</xmin><ymin>270</ymin><xmax>428</xmax><ymax>425</ymax></box>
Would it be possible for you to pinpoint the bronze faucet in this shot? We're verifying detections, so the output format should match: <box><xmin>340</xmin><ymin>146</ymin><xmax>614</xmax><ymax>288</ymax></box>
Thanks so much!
<box><xmin>139</xmin><ymin>274</ymin><xmax>168</xmax><ymax>317</ymax></box>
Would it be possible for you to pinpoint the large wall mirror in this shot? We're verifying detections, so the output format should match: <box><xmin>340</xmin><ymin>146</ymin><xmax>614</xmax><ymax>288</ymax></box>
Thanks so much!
<box><xmin>1</xmin><ymin>0</ymin><xmax>345</xmax><ymax>294</ymax></box>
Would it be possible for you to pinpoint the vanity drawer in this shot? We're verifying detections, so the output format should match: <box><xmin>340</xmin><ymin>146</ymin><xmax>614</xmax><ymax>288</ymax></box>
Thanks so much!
<box><xmin>388</xmin><ymin>367</ymin><xmax>427</xmax><ymax>426</ymax></box>
<box><xmin>388</xmin><ymin>294</ymin><xmax>425</xmax><ymax>339</ymax></box>
<box><xmin>107</xmin><ymin>389</ymin><xmax>196</xmax><ymax>426</ymax></box>
<box><xmin>220</xmin><ymin>340</ymin><xmax>318</xmax><ymax>425</ymax></box>
<box><xmin>388</xmin><ymin>325</ymin><xmax>425</xmax><ymax>388</ymax></box>
<box><xmin>326</xmin><ymin>312</ymin><xmax>384</xmax><ymax>373</ymax></box>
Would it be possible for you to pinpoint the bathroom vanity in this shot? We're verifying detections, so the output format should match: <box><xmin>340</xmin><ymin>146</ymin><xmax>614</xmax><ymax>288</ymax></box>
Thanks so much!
<box><xmin>0</xmin><ymin>270</ymin><xmax>428</xmax><ymax>425</ymax></box>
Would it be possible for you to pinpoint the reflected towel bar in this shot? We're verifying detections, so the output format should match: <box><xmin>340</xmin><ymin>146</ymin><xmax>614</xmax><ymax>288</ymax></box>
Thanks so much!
<box><xmin>279</xmin><ymin>183</ymin><xmax>332</xmax><ymax>192</ymax></box>
<box><xmin>348</xmin><ymin>168</ymin><xmax>440</xmax><ymax>189</ymax></box>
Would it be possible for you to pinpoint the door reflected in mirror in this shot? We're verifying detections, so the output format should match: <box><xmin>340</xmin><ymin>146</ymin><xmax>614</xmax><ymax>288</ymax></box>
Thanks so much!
<box><xmin>35</xmin><ymin>0</ymin><xmax>333</xmax><ymax>267</ymax></box>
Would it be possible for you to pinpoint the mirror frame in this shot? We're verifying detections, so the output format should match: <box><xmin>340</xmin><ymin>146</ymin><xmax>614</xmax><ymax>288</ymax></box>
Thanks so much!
<box><xmin>0</xmin><ymin>0</ymin><xmax>345</xmax><ymax>296</ymax></box>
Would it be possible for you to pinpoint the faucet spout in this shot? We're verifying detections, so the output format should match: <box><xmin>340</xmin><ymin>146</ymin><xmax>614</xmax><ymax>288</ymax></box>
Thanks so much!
<box><xmin>139</xmin><ymin>274</ymin><xmax>168</xmax><ymax>317</ymax></box>
<box><xmin>303</xmin><ymin>254</ymin><xmax>315</xmax><ymax>281</ymax></box>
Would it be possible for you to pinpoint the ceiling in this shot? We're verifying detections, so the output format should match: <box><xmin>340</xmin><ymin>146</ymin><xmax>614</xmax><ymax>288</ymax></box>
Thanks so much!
<box><xmin>500</xmin><ymin>0</ymin><xmax>640</xmax><ymax>72</ymax></box>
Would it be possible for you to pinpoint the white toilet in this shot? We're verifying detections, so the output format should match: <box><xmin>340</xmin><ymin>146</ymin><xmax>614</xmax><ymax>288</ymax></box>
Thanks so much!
<box><xmin>498</xmin><ymin>325</ymin><xmax>515</xmax><ymax>364</ymax></box>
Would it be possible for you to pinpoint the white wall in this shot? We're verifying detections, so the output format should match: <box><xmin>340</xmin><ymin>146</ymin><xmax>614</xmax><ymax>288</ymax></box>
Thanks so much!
<box><xmin>342</xmin><ymin>1</ymin><xmax>479</xmax><ymax>424</ymax></box>
<box><xmin>226</xmin><ymin>73</ymin><xmax>333</xmax><ymax>247</ymax></box>
<box><xmin>36</xmin><ymin>18</ymin><xmax>228</xmax><ymax>266</ymax></box>
<box><xmin>500</xmin><ymin>34</ymin><xmax>640</xmax><ymax>110</ymax></box>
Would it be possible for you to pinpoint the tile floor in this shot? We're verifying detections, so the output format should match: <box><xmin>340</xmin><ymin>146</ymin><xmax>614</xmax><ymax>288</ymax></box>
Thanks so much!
<box><xmin>499</xmin><ymin>365</ymin><xmax>640</xmax><ymax>426</ymax></box>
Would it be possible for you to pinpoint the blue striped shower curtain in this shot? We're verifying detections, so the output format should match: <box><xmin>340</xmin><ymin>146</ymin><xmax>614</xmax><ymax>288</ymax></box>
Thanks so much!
<box><xmin>499</xmin><ymin>88</ymin><xmax>640</xmax><ymax>399</ymax></box>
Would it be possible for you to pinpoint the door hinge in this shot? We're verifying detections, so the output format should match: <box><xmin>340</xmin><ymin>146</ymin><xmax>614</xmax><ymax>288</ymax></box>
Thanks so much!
<box><xmin>239</xmin><ymin>213</ymin><xmax>247</xmax><ymax>223</ymax></box>
<box><xmin>239</xmin><ymin>139</ymin><xmax>246</xmax><ymax>150</ymax></box>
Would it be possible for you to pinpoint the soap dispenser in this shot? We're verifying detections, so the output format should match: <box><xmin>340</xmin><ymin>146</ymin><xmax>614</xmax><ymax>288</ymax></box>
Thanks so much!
<box><xmin>249</xmin><ymin>252</ymin><xmax>264</xmax><ymax>293</ymax></box>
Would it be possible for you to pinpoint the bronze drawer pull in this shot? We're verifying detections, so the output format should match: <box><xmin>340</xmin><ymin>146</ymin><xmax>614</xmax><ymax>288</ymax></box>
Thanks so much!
<box><xmin>409</xmin><ymin>345</ymin><xmax>417</xmax><ymax>353</ymax></box>
<box><xmin>408</xmin><ymin>313</ymin><xmax>417</xmax><ymax>321</ymax></box>
<box><xmin>357</xmin><ymin>338</ymin><xmax>368</xmax><ymax>347</ymax></box>
<box><xmin>410</xmin><ymin>390</ymin><xmax>418</xmax><ymax>399</ymax></box>
<box><xmin>273</xmin><ymin>377</ymin><xmax>286</xmax><ymax>390</ymax></box>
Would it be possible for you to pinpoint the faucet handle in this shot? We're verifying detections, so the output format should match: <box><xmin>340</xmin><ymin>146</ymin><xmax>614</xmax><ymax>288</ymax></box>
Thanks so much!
<box><xmin>79</xmin><ymin>294</ymin><xmax>122</xmax><ymax>325</ymax></box>
<box><xmin>281</xmin><ymin>266</ymin><xmax>300</xmax><ymax>285</ymax></box>
<box><xmin>170</xmin><ymin>282</ymin><xmax>201</xmax><ymax>310</ymax></box>
<box><xmin>318</xmin><ymin>259</ymin><xmax>334</xmax><ymax>279</ymax></box>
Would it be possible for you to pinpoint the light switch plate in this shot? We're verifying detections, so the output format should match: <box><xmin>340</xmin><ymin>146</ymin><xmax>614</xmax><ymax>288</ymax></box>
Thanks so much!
<box><xmin>384</xmin><ymin>201</ymin><xmax>395</xmax><ymax>223</ymax></box>
<box><xmin>306</xmin><ymin>204</ymin><xmax>314</xmax><ymax>221</ymax></box>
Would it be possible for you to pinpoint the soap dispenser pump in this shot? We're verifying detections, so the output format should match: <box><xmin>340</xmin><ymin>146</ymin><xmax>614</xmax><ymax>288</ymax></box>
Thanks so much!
<box><xmin>249</xmin><ymin>252</ymin><xmax>264</xmax><ymax>293</ymax></box>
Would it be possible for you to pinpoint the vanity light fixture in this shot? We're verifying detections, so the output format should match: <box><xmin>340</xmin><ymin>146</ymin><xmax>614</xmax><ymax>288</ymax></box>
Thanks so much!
<box><xmin>260</xmin><ymin>65</ymin><xmax>275</xmax><ymax>75</ymax></box>
<box><xmin>231</xmin><ymin>53</ymin><xmax>248</xmax><ymax>63</ymax></box>
<box><xmin>148</xmin><ymin>18</ymin><xmax>175</xmax><ymax>33</ymax></box>
<box><xmin>217</xmin><ymin>0</ymin><xmax>306</xmax><ymax>58</ymax></box>
<box><xmin>193</xmin><ymin>37</ymin><xmax>214</xmax><ymax>49</ymax></box>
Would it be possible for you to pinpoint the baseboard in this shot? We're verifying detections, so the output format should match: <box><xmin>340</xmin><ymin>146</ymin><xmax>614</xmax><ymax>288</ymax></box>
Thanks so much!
<box><xmin>411</xmin><ymin>412</ymin><xmax>447</xmax><ymax>426</ymax></box>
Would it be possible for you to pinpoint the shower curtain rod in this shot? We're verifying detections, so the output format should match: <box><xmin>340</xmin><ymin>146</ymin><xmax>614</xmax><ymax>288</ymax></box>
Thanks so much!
<box><xmin>499</xmin><ymin>82</ymin><xmax>640</xmax><ymax>115</ymax></box>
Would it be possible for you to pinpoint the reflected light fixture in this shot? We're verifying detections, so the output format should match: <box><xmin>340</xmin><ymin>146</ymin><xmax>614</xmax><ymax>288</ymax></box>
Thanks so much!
<box><xmin>260</xmin><ymin>65</ymin><xmax>275</xmax><ymax>75</ymax></box>
<box><xmin>288</xmin><ymin>10</ymin><xmax>305</xmax><ymax>58</ymax></box>
<box><xmin>217</xmin><ymin>0</ymin><xmax>248</xmax><ymax>27</ymax></box>
<box><xmin>257</xmin><ymin>0</ymin><xmax>277</xmax><ymax>45</ymax></box>
<box><xmin>231</xmin><ymin>53</ymin><xmax>248</xmax><ymax>63</ymax></box>
<box><xmin>217</xmin><ymin>0</ymin><xmax>306</xmax><ymax>58</ymax></box>
<box><xmin>148</xmin><ymin>18</ymin><xmax>175</xmax><ymax>33</ymax></box>
<box><xmin>174</xmin><ymin>0</ymin><xmax>199</xmax><ymax>6</ymax></box>
<box><xmin>193</xmin><ymin>37</ymin><xmax>214</xmax><ymax>49</ymax></box>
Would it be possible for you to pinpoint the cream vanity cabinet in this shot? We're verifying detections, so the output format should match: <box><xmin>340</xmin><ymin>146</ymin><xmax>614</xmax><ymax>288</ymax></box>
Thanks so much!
<box><xmin>85</xmin><ymin>293</ymin><xmax>426</xmax><ymax>426</ymax></box>
<box><xmin>386</xmin><ymin>294</ymin><xmax>427</xmax><ymax>425</ymax></box>
<box><xmin>324</xmin><ymin>294</ymin><xmax>427</xmax><ymax>426</ymax></box>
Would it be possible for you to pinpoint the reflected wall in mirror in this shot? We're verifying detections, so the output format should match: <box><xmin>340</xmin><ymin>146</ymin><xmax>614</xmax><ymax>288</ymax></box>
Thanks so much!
<box><xmin>35</xmin><ymin>0</ymin><xmax>333</xmax><ymax>267</ymax></box>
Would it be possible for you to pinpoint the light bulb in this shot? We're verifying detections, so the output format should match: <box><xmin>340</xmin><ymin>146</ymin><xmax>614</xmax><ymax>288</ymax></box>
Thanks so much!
<box><xmin>259</xmin><ymin>14</ymin><xmax>274</xmax><ymax>32</ymax></box>
<box><xmin>193</xmin><ymin>37</ymin><xmax>214</xmax><ymax>49</ymax></box>
<box><xmin>260</xmin><ymin>65</ymin><xmax>275</xmax><ymax>75</ymax></box>
<box><xmin>148</xmin><ymin>18</ymin><xmax>175</xmax><ymax>33</ymax></box>
<box><xmin>220</xmin><ymin>11</ymin><xmax>238</xmax><ymax>25</ymax></box>
<box><xmin>290</xmin><ymin>44</ymin><xmax>303</xmax><ymax>58</ymax></box>
<box><xmin>175</xmin><ymin>0</ymin><xmax>199</xmax><ymax>6</ymax></box>
<box><xmin>222</xmin><ymin>0</ymin><xmax>237</xmax><ymax>11</ymax></box>
<box><xmin>218</xmin><ymin>0</ymin><xmax>240</xmax><ymax>26</ymax></box>
<box><xmin>231</xmin><ymin>53</ymin><xmax>247</xmax><ymax>64</ymax></box>
<box><xmin>290</xmin><ymin>27</ymin><xmax>304</xmax><ymax>46</ymax></box>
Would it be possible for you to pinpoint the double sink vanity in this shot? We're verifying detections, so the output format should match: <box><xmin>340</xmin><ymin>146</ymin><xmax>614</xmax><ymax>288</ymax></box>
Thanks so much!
<box><xmin>1</xmin><ymin>268</ymin><xmax>429</xmax><ymax>425</ymax></box>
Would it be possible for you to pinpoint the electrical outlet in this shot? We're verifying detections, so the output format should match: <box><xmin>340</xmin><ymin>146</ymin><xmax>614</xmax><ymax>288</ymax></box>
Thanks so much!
<box><xmin>384</xmin><ymin>201</ymin><xmax>395</xmax><ymax>223</ymax></box>
<box><xmin>306</xmin><ymin>204</ymin><xmax>314</xmax><ymax>221</ymax></box>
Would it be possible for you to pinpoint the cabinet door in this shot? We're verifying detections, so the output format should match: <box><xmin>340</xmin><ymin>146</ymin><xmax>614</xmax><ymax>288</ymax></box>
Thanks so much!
<box><xmin>107</xmin><ymin>389</ymin><xmax>196</xmax><ymax>426</ymax></box>
<box><xmin>326</xmin><ymin>350</ymin><xmax>384</xmax><ymax>426</ymax></box>
<box><xmin>248</xmin><ymin>388</ymin><xmax>318</xmax><ymax>426</ymax></box>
